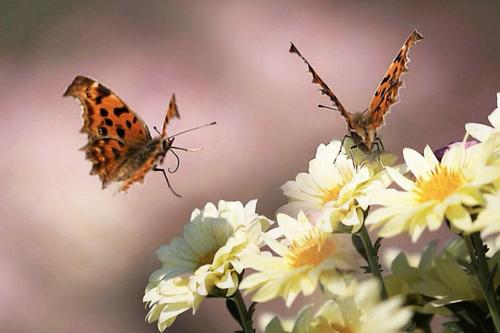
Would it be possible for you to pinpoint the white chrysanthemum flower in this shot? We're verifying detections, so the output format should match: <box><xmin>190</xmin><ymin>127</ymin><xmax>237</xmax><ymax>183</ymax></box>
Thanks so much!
<box><xmin>366</xmin><ymin>142</ymin><xmax>499</xmax><ymax>241</ymax></box>
<box><xmin>466</xmin><ymin>92</ymin><xmax>500</xmax><ymax>142</ymax></box>
<box><xmin>476</xmin><ymin>192</ymin><xmax>500</xmax><ymax>247</ymax></box>
<box><xmin>279</xmin><ymin>140</ymin><xmax>396</xmax><ymax>233</ymax></box>
<box><xmin>264</xmin><ymin>279</ymin><xmax>412</xmax><ymax>333</ymax></box>
<box><xmin>144</xmin><ymin>200</ymin><xmax>272</xmax><ymax>331</ymax></box>
<box><xmin>239</xmin><ymin>212</ymin><xmax>362</xmax><ymax>306</ymax></box>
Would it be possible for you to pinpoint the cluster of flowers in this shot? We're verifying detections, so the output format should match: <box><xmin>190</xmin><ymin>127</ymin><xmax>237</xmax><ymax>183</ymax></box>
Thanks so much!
<box><xmin>144</xmin><ymin>93</ymin><xmax>500</xmax><ymax>332</ymax></box>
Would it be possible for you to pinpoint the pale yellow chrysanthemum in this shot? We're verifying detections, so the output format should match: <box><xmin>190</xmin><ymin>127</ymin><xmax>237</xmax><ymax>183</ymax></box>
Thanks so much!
<box><xmin>366</xmin><ymin>142</ymin><xmax>499</xmax><ymax>241</ymax></box>
<box><xmin>465</xmin><ymin>93</ymin><xmax>500</xmax><ymax>171</ymax></box>
<box><xmin>264</xmin><ymin>279</ymin><xmax>412</xmax><ymax>333</ymax></box>
<box><xmin>239</xmin><ymin>212</ymin><xmax>362</xmax><ymax>306</ymax></box>
<box><xmin>144</xmin><ymin>200</ymin><xmax>272</xmax><ymax>331</ymax></box>
<box><xmin>279</xmin><ymin>140</ymin><xmax>396</xmax><ymax>233</ymax></box>
<box><xmin>466</xmin><ymin>92</ymin><xmax>500</xmax><ymax>142</ymax></box>
<box><xmin>475</xmin><ymin>192</ymin><xmax>500</xmax><ymax>247</ymax></box>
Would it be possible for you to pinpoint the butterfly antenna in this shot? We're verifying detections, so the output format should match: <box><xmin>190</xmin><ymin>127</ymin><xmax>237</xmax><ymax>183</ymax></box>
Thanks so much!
<box><xmin>169</xmin><ymin>121</ymin><xmax>217</xmax><ymax>139</ymax></box>
<box><xmin>171</xmin><ymin>146</ymin><xmax>203</xmax><ymax>152</ymax></box>
<box><xmin>318</xmin><ymin>104</ymin><xmax>338</xmax><ymax>111</ymax></box>
<box><xmin>153</xmin><ymin>126</ymin><xmax>162</xmax><ymax>136</ymax></box>
<box><xmin>168</xmin><ymin>149</ymin><xmax>181</xmax><ymax>173</ymax></box>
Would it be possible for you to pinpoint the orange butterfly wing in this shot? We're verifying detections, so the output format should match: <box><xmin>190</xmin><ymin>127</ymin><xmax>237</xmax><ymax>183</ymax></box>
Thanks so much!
<box><xmin>367</xmin><ymin>30</ymin><xmax>423</xmax><ymax>128</ymax></box>
<box><xmin>64</xmin><ymin>76</ymin><xmax>151</xmax><ymax>145</ymax></box>
<box><xmin>64</xmin><ymin>75</ymin><xmax>153</xmax><ymax>188</ymax></box>
<box><xmin>83</xmin><ymin>138</ymin><xmax>128</xmax><ymax>186</ymax></box>
<box><xmin>161</xmin><ymin>94</ymin><xmax>180</xmax><ymax>136</ymax></box>
<box><xmin>289</xmin><ymin>43</ymin><xmax>353</xmax><ymax>125</ymax></box>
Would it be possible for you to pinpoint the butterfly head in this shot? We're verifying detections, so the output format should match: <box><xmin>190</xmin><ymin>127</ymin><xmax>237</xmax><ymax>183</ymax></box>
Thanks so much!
<box><xmin>161</xmin><ymin>137</ymin><xmax>174</xmax><ymax>155</ymax></box>
<box><xmin>151</xmin><ymin>125</ymin><xmax>174</xmax><ymax>156</ymax></box>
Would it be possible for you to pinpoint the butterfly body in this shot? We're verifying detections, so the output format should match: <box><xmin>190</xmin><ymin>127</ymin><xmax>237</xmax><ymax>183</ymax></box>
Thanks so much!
<box><xmin>64</xmin><ymin>75</ymin><xmax>179</xmax><ymax>192</ymax></box>
<box><xmin>290</xmin><ymin>30</ymin><xmax>423</xmax><ymax>154</ymax></box>
<box><xmin>347</xmin><ymin>111</ymin><xmax>378</xmax><ymax>153</ymax></box>
<box><xmin>113</xmin><ymin>138</ymin><xmax>165</xmax><ymax>180</ymax></box>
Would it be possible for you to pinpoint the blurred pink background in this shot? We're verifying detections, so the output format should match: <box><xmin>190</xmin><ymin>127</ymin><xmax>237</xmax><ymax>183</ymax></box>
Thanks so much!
<box><xmin>1</xmin><ymin>1</ymin><xmax>499</xmax><ymax>332</ymax></box>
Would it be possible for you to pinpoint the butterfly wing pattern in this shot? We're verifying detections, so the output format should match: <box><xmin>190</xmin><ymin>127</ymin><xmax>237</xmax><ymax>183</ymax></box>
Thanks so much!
<box><xmin>289</xmin><ymin>43</ymin><xmax>353</xmax><ymax>126</ymax></box>
<box><xmin>367</xmin><ymin>30</ymin><xmax>423</xmax><ymax>129</ymax></box>
<box><xmin>290</xmin><ymin>30</ymin><xmax>423</xmax><ymax>153</ymax></box>
<box><xmin>64</xmin><ymin>75</ymin><xmax>178</xmax><ymax>192</ymax></box>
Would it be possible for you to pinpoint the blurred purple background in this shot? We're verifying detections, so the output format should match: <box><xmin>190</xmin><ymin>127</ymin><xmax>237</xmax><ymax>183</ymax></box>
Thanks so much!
<box><xmin>1</xmin><ymin>1</ymin><xmax>499</xmax><ymax>332</ymax></box>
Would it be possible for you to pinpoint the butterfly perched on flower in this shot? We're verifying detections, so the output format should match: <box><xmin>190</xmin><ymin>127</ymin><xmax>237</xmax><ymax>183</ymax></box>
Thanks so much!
<box><xmin>64</xmin><ymin>76</ymin><xmax>215</xmax><ymax>196</ymax></box>
<box><xmin>290</xmin><ymin>30</ymin><xmax>423</xmax><ymax>154</ymax></box>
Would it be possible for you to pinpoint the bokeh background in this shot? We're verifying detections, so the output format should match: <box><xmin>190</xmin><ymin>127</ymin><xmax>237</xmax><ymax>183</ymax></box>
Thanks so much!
<box><xmin>1</xmin><ymin>1</ymin><xmax>499</xmax><ymax>332</ymax></box>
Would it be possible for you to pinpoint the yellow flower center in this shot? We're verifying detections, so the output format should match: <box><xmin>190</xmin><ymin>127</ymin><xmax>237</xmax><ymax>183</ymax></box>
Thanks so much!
<box><xmin>414</xmin><ymin>165</ymin><xmax>464</xmax><ymax>203</ymax></box>
<box><xmin>321</xmin><ymin>184</ymin><xmax>343</xmax><ymax>205</ymax></box>
<box><xmin>286</xmin><ymin>229</ymin><xmax>337</xmax><ymax>267</ymax></box>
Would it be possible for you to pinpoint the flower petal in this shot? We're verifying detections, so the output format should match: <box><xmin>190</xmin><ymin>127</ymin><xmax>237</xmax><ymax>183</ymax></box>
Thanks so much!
<box><xmin>403</xmin><ymin>147</ymin><xmax>432</xmax><ymax>178</ymax></box>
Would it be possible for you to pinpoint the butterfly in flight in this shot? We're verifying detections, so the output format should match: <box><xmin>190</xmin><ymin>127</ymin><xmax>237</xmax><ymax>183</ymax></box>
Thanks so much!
<box><xmin>64</xmin><ymin>75</ymin><xmax>215</xmax><ymax>196</ymax></box>
<box><xmin>290</xmin><ymin>30</ymin><xmax>423</xmax><ymax>154</ymax></box>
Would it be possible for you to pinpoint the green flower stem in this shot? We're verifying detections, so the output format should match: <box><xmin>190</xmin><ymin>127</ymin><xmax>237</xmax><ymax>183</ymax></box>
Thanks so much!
<box><xmin>358</xmin><ymin>223</ymin><xmax>389</xmax><ymax>300</ymax></box>
<box><xmin>230</xmin><ymin>290</ymin><xmax>254</xmax><ymax>333</ymax></box>
<box><xmin>465</xmin><ymin>233</ymin><xmax>500</xmax><ymax>333</ymax></box>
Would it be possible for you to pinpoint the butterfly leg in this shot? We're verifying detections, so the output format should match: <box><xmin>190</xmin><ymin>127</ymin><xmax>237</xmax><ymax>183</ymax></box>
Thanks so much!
<box><xmin>357</xmin><ymin>139</ymin><xmax>386</xmax><ymax>167</ymax></box>
<box><xmin>334</xmin><ymin>134</ymin><xmax>351</xmax><ymax>164</ymax></box>
<box><xmin>372</xmin><ymin>143</ymin><xmax>382</xmax><ymax>164</ymax></box>
<box><xmin>167</xmin><ymin>146</ymin><xmax>203</xmax><ymax>174</ymax></box>
<box><xmin>373</xmin><ymin>138</ymin><xmax>386</xmax><ymax>167</ymax></box>
<box><xmin>374</xmin><ymin>137</ymin><xmax>385</xmax><ymax>151</ymax></box>
<box><xmin>168</xmin><ymin>149</ymin><xmax>181</xmax><ymax>173</ymax></box>
<box><xmin>348</xmin><ymin>145</ymin><xmax>360</xmax><ymax>170</ymax></box>
<box><xmin>153</xmin><ymin>167</ymin><xmax>182</xmax><ymax>198</ymax></box>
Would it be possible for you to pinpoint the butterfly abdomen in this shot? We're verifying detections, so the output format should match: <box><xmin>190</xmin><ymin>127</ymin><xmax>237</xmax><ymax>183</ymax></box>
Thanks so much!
<box><xmin>115</xmin><ymin>140</ymin><xmax>159</xmax><ymax>179</ymax></box>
